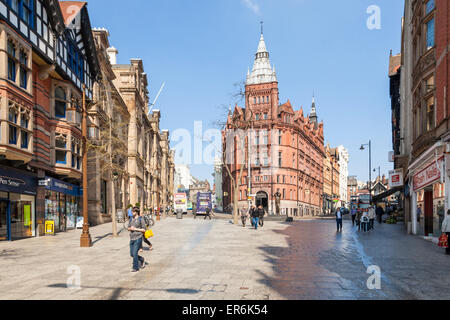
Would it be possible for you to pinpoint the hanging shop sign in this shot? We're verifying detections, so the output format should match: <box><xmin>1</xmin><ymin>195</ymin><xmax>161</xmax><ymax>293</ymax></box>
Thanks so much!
<box><xmin>413</xmin><ymin>158</ymin><xmax>443</xmax><ymax>191</ymax></box>
<box><xmin>388</xmin><ymin>151</ymin><xmax>395</xmax><ymax>163</ymax></box>
<box><xmin>389</xmin><ymin>169</ymin><xmax>404</xmax><ymax>188</ymax></box>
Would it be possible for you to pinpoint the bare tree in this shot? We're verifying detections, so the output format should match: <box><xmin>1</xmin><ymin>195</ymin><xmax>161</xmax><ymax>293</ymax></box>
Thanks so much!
<box><xmin>212</xmin><ymin>80</ymin><xmax>255</xmax><ymax>225</ymax></box>
<box><xmin>87</xmin><ymin>76</ymin><xmax>130</xmax><ymax>237</ymax></box>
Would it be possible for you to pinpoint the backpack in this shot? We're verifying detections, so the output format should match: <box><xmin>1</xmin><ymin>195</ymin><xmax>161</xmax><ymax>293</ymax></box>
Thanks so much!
<box><xmin>129</xmin><ymin>216</ymin><xmax>145</xmax><ymax>228</ymax></box>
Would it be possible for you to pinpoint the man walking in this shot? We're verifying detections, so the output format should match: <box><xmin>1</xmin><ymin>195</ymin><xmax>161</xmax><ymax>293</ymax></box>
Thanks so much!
<box><xmin>249</xmin><ymin>205</ymin><xmax>256</xmax><ymax>227</ymax></box>
<box><xmin>336</xmin><ymin>207</ymin><xmax>343</xmax><ymax>232</ymax></box>
<box><xmin>417</xmin><ymin>204</ymin><xmax>422</xmax><ymax>223</ymax></box>
<box><xmin>128</xmin><ymin>207</ymin><xmax>146</xmax><ymax>272</ymax></box>
<box><xmin>240</xmin><ymin>207</ymin><xmax>248</xmax><ymax>227</ymax></box>
<box><xmin>204</xmin><ymin>207</ymin><xmax>212</xmax><ymax>220</ymax></box>
<box><xmin>368</xmin><ymin>205</ymin><xmax>376</xmax><ymax>230</ymax></box>
<box><xmin>251</xmin><ymin>205</ymin><xmax>260</xmax><ymax>230</ymax></box>
<box><xmin>376</xmin><ymin>205</ymin><xmax>384</xmax><ymax>224</ymax></box>
<box><xmin>139</xmin><ymin>209</ymin><xmax>153</xmax><ymax>251</ymax></box>
<box><xmin>258</xmin><ymin>205</ymin><xmax>266</xmax><ymax>227</ymax></box>
<box><xmin>351</xmin><ymin>207</ymin><xmax>357</xmax><ymax>226</ymax></box>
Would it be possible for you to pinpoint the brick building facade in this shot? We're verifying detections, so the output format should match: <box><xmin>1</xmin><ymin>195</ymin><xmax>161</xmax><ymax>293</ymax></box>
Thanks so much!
<box><xmin>222</xmin><ymin>32</ymin><xmax>325</xmax><ymax>217</ymax></box>
<box><xmin>0</xmin><ymin>0</ymin><xmax>99</xmax><ymax>240</ymax></box>
<box><xmin>394</xmin><ymin>0</ymin><xmax>450</xmax><ymax>236</ymax></box>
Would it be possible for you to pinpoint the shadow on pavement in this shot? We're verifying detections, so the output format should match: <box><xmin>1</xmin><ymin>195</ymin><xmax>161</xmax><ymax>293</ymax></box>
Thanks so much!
<box><xmin>252</xmin><ymin>220</ymin><xmax>400</xmax><ymax>300</ymax></box>
<box><xmin>48</xmin><ymin>283</ymin><xmax>200</xmax><ymax>299</ymax></box>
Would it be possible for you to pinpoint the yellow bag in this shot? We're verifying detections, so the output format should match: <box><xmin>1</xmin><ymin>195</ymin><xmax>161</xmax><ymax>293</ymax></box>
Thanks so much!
<box><xmin>145</xmin><ymin>229</ymin><xmax>154</xmax><ymax>239</ymax></box>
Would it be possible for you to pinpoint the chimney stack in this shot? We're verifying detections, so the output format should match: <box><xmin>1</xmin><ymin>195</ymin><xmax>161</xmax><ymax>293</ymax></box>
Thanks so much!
<box><xmin>106</xmin><ymin>46</ymin><xmax>118</xmax><ymax>65</ymax></box>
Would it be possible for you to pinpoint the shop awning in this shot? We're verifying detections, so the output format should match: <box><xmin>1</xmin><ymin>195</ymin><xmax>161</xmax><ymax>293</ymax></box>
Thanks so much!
<box><xmin>372</xmin><ymin>186</ymin><xmax>403</xmax><ymax>203</ymax></box>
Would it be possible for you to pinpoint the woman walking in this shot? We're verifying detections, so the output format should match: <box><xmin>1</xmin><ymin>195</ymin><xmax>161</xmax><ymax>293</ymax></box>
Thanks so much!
<box><xmin>441</xmin><ymin>210</ymin><xmax>450</xmax><ymax>255</ymax></box>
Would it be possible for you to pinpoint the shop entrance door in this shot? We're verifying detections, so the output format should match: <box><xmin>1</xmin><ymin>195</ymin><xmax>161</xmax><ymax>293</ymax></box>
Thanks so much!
<box><xmin>0</xmin><ymin>200</ymin><xmax>10</xmax><ymax>241</ymax></box>
<box><xmin>255</xmin><ymin>192</ymin><xmax>269</xmax><ymax>212</ymax></box>
<box><xmin>424</xmin><ymin>190</ymin><xmax>433</xmax><ymax>236</ymax></box>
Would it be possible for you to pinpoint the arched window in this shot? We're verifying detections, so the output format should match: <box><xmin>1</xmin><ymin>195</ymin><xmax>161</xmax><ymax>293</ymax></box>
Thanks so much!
<box><xmin>254</xmin><ymin>97</ymin><xmax>256</xmax><ymax>104</ymax></box>
<box><xmin>55</xmin><ymin>87</ymin><xmax>67</xmax><ymax>118</ymax></box>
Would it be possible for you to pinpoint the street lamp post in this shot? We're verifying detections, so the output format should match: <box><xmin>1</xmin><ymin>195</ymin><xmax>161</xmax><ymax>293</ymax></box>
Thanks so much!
<box><xmin>373</xmin><ymin>166</ymin><xmax>381</xmax><ymax>183</ymax></box>
<box><xmin>360</xmin><ymin>140</ymin><xmax>372</xmax><ymax>205</ymax></box>
<box><xmin>80</xmin><ymin>84</ymin><xmax>92</xmax><ymax>247</ymax></box>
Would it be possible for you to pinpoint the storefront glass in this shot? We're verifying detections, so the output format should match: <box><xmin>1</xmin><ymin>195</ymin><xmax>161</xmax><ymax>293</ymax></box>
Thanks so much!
<box><xmin>45</xmin><ymin>191</ymin><xmax>60</xmax><ymax>232</ymax></box>
<box><xmin>44</xmin><ymin>177</ymin><xmax>81</xmax><ymax>234</ymax></box>
<box><xmin>0</xmin><ymin>200</ymin><xmax>8</xmax><ymax>241</ymax></box>
<box><xmin>9</xmin><ymin>193</ymin><xmax>34</xmax><ymax>240</ymax></box>
<box><xmin>66</xmin><ymin>196</ymin><xmax>78</xmax><ymax>230</ymax></box>
<box><xmin>0</xmin><ymin>167</ymin><xmax>36</xmax><ymax>241</ymax></box>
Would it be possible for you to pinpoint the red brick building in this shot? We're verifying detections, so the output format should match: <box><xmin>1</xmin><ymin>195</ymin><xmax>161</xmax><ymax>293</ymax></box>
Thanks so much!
<box><xmin>222</xmin><ymin>33</ymin><xmax>325</xmax><ymax>217</ymax></box>
<box><xmin>0</xmin><ymin>0</ymin><xmax>99</xmax><ymax>241</ymax></box>
<box><xmin>395</xmin><ymin>0</ymin><xmax>450</xmax><ymax>236</ymax></box>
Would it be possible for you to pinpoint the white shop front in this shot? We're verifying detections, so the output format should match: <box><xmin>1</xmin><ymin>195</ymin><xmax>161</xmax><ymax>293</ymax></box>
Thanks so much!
<box><xmin>408</xmin><ymin>142</ymin><xmax>446</xmax><ymax>236</ymax></box>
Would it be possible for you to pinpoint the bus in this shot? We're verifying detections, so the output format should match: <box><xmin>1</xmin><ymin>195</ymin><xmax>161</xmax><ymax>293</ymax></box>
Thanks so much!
<box><xmin>174</xmin><ymin>193</ymin><xmax>188</xmax><ymax>214</ymax></box>
<box><xmin>358</xmin><ymin>194</ymin><xmax>371</xmax><ymax>212</ymax></box>
<box><xmin>195</xmin><ymin>192</ymin><xmax>212</xmax><ymax>215</ymax></box>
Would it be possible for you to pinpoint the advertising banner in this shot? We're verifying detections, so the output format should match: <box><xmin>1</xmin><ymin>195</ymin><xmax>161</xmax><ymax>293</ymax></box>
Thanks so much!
<box><xmin>413</xmin><ymin>158</ymin><xmax>443</xmax><ymax>191</ymax></box>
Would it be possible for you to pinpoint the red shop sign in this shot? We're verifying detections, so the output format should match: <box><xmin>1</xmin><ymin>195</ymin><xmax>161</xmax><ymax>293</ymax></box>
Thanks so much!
<box><xmin>413</xmin><ymin>158</ymin><xmax>443</xmax><ymax>191</ymax></box>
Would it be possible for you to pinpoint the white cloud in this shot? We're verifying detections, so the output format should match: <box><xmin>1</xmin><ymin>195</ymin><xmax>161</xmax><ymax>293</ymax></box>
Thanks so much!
<box><xmin>241</xmin><ymin>0</ymin><xmax>260</xmax><ymax>15</ymax></box>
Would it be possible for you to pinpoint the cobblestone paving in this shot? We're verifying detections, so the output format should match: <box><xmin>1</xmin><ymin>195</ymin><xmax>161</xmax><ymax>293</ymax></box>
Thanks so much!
<box><xmin>0</xmin><ymin>215</ymin><xmax>449</xmax><ymax>300</ymax></box>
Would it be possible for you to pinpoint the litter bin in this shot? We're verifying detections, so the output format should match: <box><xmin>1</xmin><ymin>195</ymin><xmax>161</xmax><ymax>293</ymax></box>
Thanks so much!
<box><xmin>177</xmin><ymin>210</ymin><xmax>183</xmax><ymax>219</ymax></box>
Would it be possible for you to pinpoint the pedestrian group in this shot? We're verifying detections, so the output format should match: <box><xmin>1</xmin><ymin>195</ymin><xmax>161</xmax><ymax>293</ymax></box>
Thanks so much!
<box><xmin>240</xmin><ymin>205</ymin><xmax>266</xmax><ymax>230</ymax></box>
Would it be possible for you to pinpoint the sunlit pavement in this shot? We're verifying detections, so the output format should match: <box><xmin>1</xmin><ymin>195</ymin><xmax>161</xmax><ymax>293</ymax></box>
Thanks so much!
<box><xmin>0</xmin><ymin>215</ymin><xmax>449</xmax><ymax>300</ymax></box>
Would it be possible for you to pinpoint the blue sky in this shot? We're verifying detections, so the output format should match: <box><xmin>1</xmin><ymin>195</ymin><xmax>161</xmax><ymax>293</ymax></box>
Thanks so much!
<box><xmin>87</xmin><ymin>0</ymin><xmax>405</xmax><ymax>185</ymax></box>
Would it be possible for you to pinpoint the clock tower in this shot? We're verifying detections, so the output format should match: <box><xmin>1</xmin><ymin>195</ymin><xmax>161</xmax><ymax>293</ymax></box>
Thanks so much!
<box><xmin>245</xmin><ymin>32</ymin><xmax>279</xmax><ymax>120</ymax></box>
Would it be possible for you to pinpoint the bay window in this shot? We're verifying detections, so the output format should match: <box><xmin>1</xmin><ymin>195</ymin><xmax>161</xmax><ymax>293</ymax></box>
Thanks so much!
<box><xmin>7</xmin><ymin>40</ymin><xmax>16</xmax><ymax>82</ymax></box>
<box><xmin>55</xmin><ymin>135</ymin><xmax>67</xmax><ymax>164</ymax></box>
<box><xmin>55</xmin><ymin>87</ymin><xmax>67</xmax><ymax>118</ymax></box>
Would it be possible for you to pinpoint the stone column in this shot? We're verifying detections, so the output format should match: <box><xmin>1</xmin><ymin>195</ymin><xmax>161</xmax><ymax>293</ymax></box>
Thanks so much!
<box><xmin>411</xmin><ymin>183</ymin><xmax>417</xmax><ymax>235</ymax></box>
<box><xmin>445</xmin><ymin>155</ymin><xmax>449</xmax><ymax>215</ymax></box>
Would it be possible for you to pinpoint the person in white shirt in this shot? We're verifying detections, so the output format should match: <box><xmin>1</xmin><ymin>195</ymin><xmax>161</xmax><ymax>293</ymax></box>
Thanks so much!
<box><xmin>368</xmin><ymin>206</ymin><xmax>376</xmax><ymax>230</ymax></box>
<box><xmin>361</xmin><ymin>210</ymin><xmax>370</xmax><ymax>232</ymax></box>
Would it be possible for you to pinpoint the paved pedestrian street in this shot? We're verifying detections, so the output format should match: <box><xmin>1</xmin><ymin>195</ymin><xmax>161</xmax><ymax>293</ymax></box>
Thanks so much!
<box><xmin>0</xmin><ymin>216</ymin><xmax>449</xmax><ymax>300</ymax></box>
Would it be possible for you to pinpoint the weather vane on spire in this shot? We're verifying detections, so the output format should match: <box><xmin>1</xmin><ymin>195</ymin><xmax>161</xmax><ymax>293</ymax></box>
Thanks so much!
<box><xmin>260</xmin><ymin>20</ymin><xmax>263</xmax><ymax>35</ymax></box>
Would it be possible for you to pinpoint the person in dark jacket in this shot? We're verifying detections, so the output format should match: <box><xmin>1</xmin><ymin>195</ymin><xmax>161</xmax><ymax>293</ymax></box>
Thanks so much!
<box><xmin>376</xmin><ymin>206</ymin><xmax>384</xmax><ymax>224</ymax></box>
<box><xmin>257</xmin><ymin>206</ymin><xmax>265</xmax><ymax>227</ymax></box>
<box><xmin>249</xmin><ymin>205</ymin><xmax>256</xmax><ymax>227</ymax></box>
<box><xmin>251</xmin><ymin>205</ymin><xmax>260</xmax><ymax>230</ymax></box>
<box><xmin>204</xmin><ymin>207</ymin><xmax>212</xmax><ymax>220</ymax></box>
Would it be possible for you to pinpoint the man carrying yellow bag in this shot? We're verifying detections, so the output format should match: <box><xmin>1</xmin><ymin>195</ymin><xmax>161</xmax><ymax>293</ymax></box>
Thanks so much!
<box><xmin>139</xmin><ymin>210</ymin><xmax>154</xmax><ymax>252</ymax></box>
